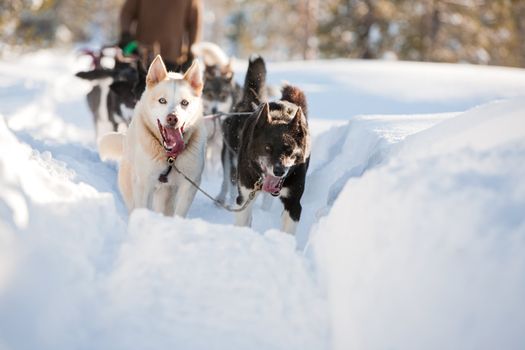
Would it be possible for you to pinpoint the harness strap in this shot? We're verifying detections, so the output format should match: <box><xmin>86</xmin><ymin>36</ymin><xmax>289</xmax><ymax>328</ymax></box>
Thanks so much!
<box><xmin>171</xmin><ymin>161</ymin><xmax>263</xmax><ymax>212</ymax></box>
<box><xmin>159</xmin><ymin>155</ymin><xmax>262</xmax><ymax>212</ymax></box>
<box><xmin>156</xmin><ymin>111</ymin><xmax>260</xmax><ymax>212</ymax></box>
<box><xmin>202</xmin><ymin>111</ymin><xmax>253</xmax><ymax>120</ymax></box>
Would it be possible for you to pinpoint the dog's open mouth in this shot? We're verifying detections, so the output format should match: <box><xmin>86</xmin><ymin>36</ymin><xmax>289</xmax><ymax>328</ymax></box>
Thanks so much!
<box><xmin>157</xmin><ymin>119</ymin><xmax>185</xmax><ymax>156</ymax></box>
<box><xmin>262</xmin><ymin>174</ymin><xmax>284</xmax><ymax>196</ymax></box>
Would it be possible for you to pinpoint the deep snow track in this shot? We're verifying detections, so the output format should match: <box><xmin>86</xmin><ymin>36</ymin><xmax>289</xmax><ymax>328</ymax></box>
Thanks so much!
<box><xmin>1</xmin><ymin>50</ymin><xmax>525</xmax><ymax>350</ymax></box>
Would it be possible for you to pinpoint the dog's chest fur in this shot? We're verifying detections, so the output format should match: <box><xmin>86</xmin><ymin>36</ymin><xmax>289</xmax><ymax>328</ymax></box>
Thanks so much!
<box><xmin>124</xmin><ymin>106</ymin><xmax>206</xmax><ymax>186</ymax></box>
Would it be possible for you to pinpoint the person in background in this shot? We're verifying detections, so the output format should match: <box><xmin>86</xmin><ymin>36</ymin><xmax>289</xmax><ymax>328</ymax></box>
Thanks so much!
<box><xmin>119</xmin><ymin>0</ymin><xmax>202</xmax><ymax>72</ymax></box>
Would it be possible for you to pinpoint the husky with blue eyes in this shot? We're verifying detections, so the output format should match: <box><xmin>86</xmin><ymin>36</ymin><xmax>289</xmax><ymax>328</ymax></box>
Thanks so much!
<box><xmin>99</xmin><ymin>55</ymin><xmax>207</xmax><ymax>217</ymax></box>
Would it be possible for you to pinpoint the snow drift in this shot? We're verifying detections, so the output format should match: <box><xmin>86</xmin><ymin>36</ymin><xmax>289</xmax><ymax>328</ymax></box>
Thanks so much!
<box><xmin>0</xmin><ymin>116</ymin><xmax>328</xmax><ymax>350</ymax></box>
<box><xmin>1</xmin><ymin>50</ymin><xmax>525</xmax><ymax>349</ymax></box>
<box><xmin>312</xmin><ymin>98</ymin><xmax>525</xmax><ymax>350</ymax></box>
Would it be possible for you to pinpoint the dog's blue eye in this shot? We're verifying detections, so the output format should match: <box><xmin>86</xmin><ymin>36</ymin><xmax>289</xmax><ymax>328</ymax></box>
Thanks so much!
<box><xmin>181</xmin><ymin>99</ymin><xmax>189</xmax><ymax>107</ymax></box>
<box><xmin>159</xmin><ymin>98</ymin><xmax>167</xmax><ymax>104</ymax></box>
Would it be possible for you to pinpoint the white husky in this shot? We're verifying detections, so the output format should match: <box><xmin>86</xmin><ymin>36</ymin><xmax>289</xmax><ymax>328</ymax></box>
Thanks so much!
<box><xmin>99</xmin><ymin>55</ymin><xmax>207</xmax><ymax>217</ymax></box>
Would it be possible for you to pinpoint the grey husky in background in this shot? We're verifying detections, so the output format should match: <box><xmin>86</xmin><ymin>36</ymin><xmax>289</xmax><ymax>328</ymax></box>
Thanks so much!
<box><xmin>191</xmin><ymin>42</ymin><xmax>241</xmax><ymax>171</ymax></box>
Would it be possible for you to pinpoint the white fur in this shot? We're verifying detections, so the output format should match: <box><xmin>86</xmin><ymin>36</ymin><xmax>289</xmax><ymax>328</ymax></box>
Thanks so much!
<box><xmin>96</xmin><ymin>78</ymin><xmax>114</xmax><ymax>137</ymax></box>
<box><xmin>98</xmin><ymin>132</ymin><xmax>124</xmax><ymax>161</ymax></box>
<box><xmin>191</xmin><ymin>42</ymin><xmax>230</xmax><ymax>68</ymax></box>
<box><xmin>235</xmin><ymin>185</ymin><xmax>258</xmax><ymax>227</ymax></box>
<box><xmin>100</xmin><ymin>57</ymin><xmax>206</xmax><ymax>217</ymax></box>
<box><xmin>216</xmin><ymin>146</ymin><xmax>235</xmax><ymax>204</ymax></box>
<box><xmin>281</xmin><ymin>210</ymin><xmax>298</xmax><ymax>234</ymax></box>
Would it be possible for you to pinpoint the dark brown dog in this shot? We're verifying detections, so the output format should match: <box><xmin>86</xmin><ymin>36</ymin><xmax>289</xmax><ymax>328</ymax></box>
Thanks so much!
<box><xmin>235</xmin><ymin>85</ymin><xmax>310</xmax><ymax>234</ymax></box>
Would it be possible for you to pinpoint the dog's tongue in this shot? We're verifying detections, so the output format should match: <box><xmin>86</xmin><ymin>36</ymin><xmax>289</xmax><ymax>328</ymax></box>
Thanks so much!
<box><xmin>262</xmin><ymin>175</ymin><xmax>282</xmax><ymax>194</ymax></box>
<box><xmin>163</xmin><ymin>126</ymin><xmax>184</xmax><ymax>155</ymax></box>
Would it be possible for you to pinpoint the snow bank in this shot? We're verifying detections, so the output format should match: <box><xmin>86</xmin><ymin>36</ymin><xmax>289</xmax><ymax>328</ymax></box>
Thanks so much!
<box><xmin>2</xmin><ymin>50</ymin><xmax>525</xmax><ymax>350</ymax></box>
<box><xmin>0</xmin><ymin>118</ymin><xmax>328</xmax><ymax>350</ymax></box>
<box><xmin>257</xmin><ymin>59</ymin><xmax>525</xmax><ymax>118</ymax></box>
<box><xmin>100</xmin><ymin>210</ymin><xmax>328</xmax><ymax>350</ymax></box>
<box><xmin>312</xmin><ymin>98</ymin><xmax>525</xmax><ymax>350</ymax></box>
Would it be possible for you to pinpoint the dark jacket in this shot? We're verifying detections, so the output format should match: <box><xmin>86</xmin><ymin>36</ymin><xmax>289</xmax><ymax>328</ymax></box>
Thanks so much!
<box><xmin>120</xmin><ymin>0</ymin><xmax>202</xmax><ymax>66</ymax></box>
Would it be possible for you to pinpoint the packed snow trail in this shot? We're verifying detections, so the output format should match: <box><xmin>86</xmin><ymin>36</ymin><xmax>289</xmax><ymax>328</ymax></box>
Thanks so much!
<box><xmin>1</xmin><ymin>50</ymin><xmax>525</xmax><ymax>350</ymax></box>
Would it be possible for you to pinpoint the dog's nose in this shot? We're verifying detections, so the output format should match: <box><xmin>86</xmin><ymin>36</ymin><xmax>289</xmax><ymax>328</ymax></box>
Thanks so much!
<box><xmin>166</xmin><ymin>113</ymin><xmax>178</xmax><ymax>126</ymax></box>
<box><xmin>273</xmin><ymin>164</ymin><xmax>286</xmax><ymax>177</ymax></box>
<box><xmin>211</xmin><ymin>106</ymin><xmax>218</xmax><ymax>114</ymax></box>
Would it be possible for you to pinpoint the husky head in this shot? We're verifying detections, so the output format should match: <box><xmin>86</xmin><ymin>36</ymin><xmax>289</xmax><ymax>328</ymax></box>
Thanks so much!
<box><xmin>201</xmin><ymin>63</ymin><xmax>236</xmax><ymax>115</ymax></box>
<box><xmin>140</xmin><ymin>55</ymin><xmax>203</xmax><ymax>153</ymax></box>
<box><xmin>248</xmin><ymin>95</ymin><xmax>309</xmax><ymax>194</ymax></box>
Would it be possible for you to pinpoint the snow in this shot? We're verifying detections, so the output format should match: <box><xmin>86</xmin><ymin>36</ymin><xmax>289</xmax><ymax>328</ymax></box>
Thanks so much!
<box><xmin>262</xmin><ymin>59</ymin><xmax>525</xmax><ymax>118</ymax></box>
<box><xmin>1</xmin><ymin>49</ymin><xmax>525</xmax><ymax>349</ymax></box>
<box><xmin>312</xmin><ymin>98</ymin><xmax>525</xmax><ymax>350</ymax></box>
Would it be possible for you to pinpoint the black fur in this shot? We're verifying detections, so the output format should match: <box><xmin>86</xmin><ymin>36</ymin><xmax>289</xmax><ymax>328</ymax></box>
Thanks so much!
<box><xmin>216</xmin><ymin>55</ymin><xmax>268</xmax><ymax>203</ymax></box>
<box><xmin>236</xmin><ymin>86</ymin><xmax>310</xmax><ymax>226</ymax></box>
<box><xmin>76</xmin><ymin>60</ymin><xmax>146</xmax><ymax>135</ymax></box>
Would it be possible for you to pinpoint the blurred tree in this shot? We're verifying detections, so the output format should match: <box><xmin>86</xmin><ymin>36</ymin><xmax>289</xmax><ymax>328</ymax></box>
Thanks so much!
<box><xmin>0</xmin><ymin>0</ymin><xmax>122</xmax><ymax>53</ymax></box>
<box><xmin>317</xmin><ymin>0</ymin><xmax>525</xmax><ymax>67</ymax></box>
<box><xmin>317</xmin><ymin>0</ymin><xmax>397</xmax><ymax>59</ymax></box>
<box><xmin>1</xmin><ymin>0</ymin><xmax>524</xmax><ymax>67</ymax></box>
<box><xmin>204</xmin><ymin>0</ymin><xmax>319</xmax><ymax>60</ymax></box>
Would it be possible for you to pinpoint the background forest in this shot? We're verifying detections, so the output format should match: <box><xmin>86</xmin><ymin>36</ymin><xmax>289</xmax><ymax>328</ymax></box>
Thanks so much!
<box><xmin>2</xmin><ymin>0</ymin><xmax>525</xmax><ymax>67</ymax></box>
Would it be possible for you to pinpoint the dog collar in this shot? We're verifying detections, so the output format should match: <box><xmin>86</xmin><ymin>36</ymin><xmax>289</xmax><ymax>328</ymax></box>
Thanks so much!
<box><xmin>157</xmin><ymin>121</ymin><xmax>187</xmax><ymax>183</ymax></box>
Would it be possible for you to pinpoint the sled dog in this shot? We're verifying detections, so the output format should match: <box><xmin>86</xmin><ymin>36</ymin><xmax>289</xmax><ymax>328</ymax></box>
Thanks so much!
<box><xmin>99</xmin><ymin>55</ymin><xmax>206</xmax><ymax>217</ymax></box>
<box><xmin>216</xmin><ymin>54</ymin><xmax>268</xmax><ymax>204</ymax></box>
<box><xmin>191</xmin><ymin>42</ymin><xmax>241</xmax><ymax>171</ymax></box>
<box><xmin>235</xmin><ymin>85</ymin><xmax>310</xmax><ymax>234</ymax></box>
<box><xmin>76</xmin><ymin>59</ymin><xmax>139</xmax><ymax>137</ymax></box>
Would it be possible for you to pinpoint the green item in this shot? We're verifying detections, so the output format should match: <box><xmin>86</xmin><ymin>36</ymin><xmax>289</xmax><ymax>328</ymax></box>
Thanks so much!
<box><xmin>123</xmin><ymin>41</ymin><xmax>138</xmax><ymax>56</ymax></box>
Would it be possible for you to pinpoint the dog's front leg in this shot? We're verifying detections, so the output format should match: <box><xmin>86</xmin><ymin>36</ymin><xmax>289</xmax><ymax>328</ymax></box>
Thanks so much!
<box><xmin>152</xmin><ymin>185</ymin><xmax>175</xmax><ymax>216</ymax></box>
<box><xmin>133</xmin><ymin>177</ymin><xmax>155</xmax><ymax>210</ymax></box>
<box><xmin>280</xmin><ymin>195</ymin><xmax>302</xmax><ymax>235</ymax></box>
<box><xmin>234</xmin><ymin>185</ymin><xmax>257</xmax><ymax>227</ymax></box>
<box><xmin>173</xmin><ymin>179</ymin><xmax>198</xmax><ymax>218</ymax></box>
<box><xmin>216</xmin><ymin>146</ymin><xmax>231</xmax><ymax>204</ymax></box>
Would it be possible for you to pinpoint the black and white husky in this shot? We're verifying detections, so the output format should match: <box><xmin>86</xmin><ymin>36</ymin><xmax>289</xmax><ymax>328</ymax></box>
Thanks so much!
<box><xmin>235</xmin><ymin>86</ymin><xmax>310</xmax><ymax>234</ymax></box>
<box><xmin>76</xmin><ymin>60</ymin><xmax>142</xmax><ymax>138</ymax></box>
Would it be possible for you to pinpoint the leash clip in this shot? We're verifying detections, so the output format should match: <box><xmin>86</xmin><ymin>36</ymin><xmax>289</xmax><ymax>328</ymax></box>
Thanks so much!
<box><xmin>249</xmin><ymin>178</ymin><xmax>264</xmax><ymax>199</ymax></box>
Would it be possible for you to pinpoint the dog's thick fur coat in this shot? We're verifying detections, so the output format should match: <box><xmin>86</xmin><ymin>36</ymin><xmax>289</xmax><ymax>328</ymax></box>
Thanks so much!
<box><xmin>235</xmin><ymin>85</ymin><xmax>310</xmax><ymax>234</ymax></box>
<box><xmin>217</xmin><ymin>55</ymin><xmax>267</xmax><ymax>203</ymax></box>
<box><xmin>99</xmin><ymin>55</ymin><xmax>206</xmax><ymax>217</ymax></box>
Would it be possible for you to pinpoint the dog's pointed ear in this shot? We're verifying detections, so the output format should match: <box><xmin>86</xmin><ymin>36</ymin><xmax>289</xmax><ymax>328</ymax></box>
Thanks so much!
<box><xmin>183</xmin><ymin>60</ymin><xmax>203</xmax><ymax>96</ymax></box>
<box><xmin>205</xmin><ymin>65</ymin><xmax>216</xmax><ymax>80</ymax></box>
<box><xmin>222</xmin><ymin>59</ymin><xmax>234</xmax><ymax>81</ymax></box>
<box><xmin>291</xmin><ymin>107</ymin><xmax>306</xmax><ymax>139</ymax></box>
<box><xmin>146</xmin><ymin>55</ymin><xmax>168</xmax><ymax>88</ymax></box>
<box><xmin>256</xmin><ymin>103</ymin><xmax>271</xmax><ymax>127</ymax></box>
<box><xmin>292</xmin><ymin>106</ymin><xmax>304</xmax><ymax>126</ymax></box>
